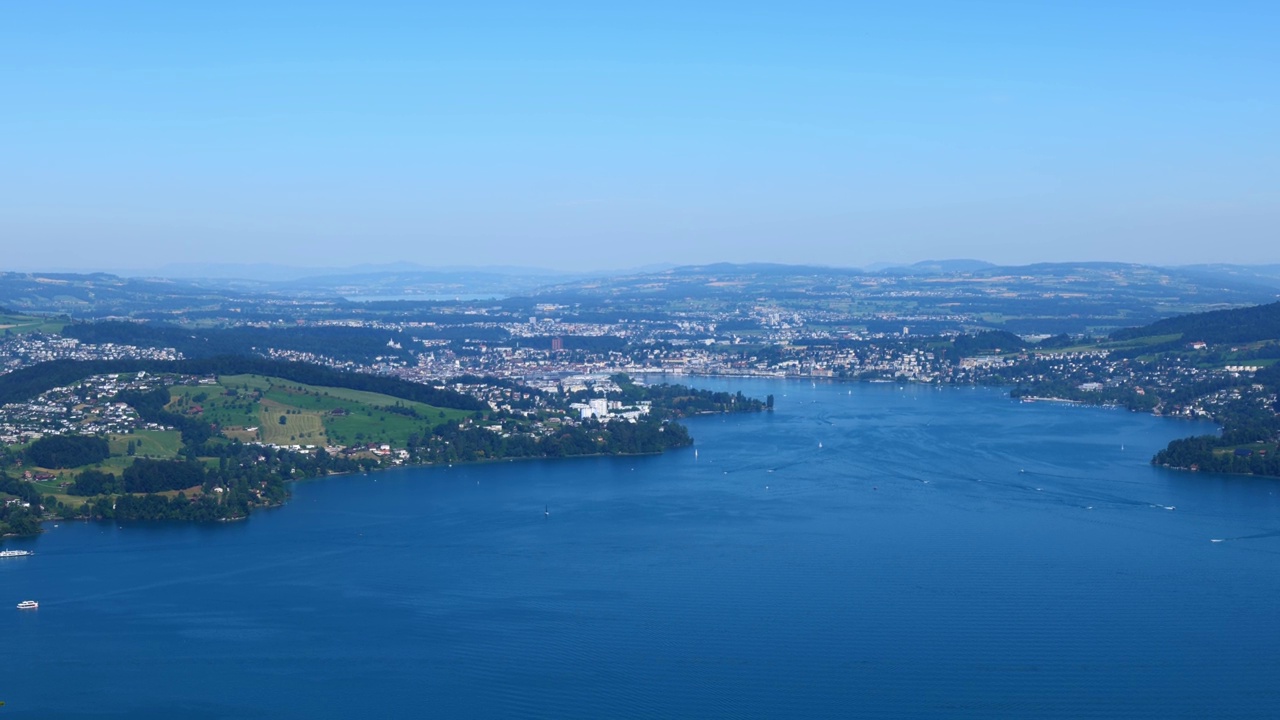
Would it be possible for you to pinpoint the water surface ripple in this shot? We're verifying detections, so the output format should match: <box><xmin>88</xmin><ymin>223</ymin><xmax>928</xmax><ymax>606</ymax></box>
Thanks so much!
<box><xmin>3</xmin><ymin>381</ymin><xmax>1276</xmax><ymax>718</ymax></box>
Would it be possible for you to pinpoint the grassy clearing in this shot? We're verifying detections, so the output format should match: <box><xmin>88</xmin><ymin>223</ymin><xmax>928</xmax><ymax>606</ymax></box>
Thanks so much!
<box><xmin>0</xmin><ymin>313</ymin><xmax>65</xmax><ymax>335</ymax></box>
<box><xmin>218</xmin><ymin>374</ymin><xmax>275</xmax><ymax>392</ymax></box>
<box><xmin>1101</xmin><ymin>333</ymin><xmax>1182</xmax><ymax>349</ymax></box>
<box><xmin>258</xmin><ymin>401</ymin><xmax>326</xmax><ymax>445</ymax></box>
<box><xmin>162</xmin><ymin>374</ymin><xmax>475</xmax><ymax>448</ymax></box>
<box><xmin>223</xmin><ymin>428</ymin><xmax>259</xmax><ymax>442</ymax></box>
<box><xmin>1213</xmin><ymin>443</ymin><xmax>1277</xmax><ymax>457</ymax></box>
<box><xmin>259</xmin><ymin>380</ymin><xmax>463</xmax><ymax>418</ymax></box>
<box><xmin>324</xmin><ymin>411</ymin><xmax>434</xmax><ymax>447</ymax></box>
<box><xmin>168</xmin><ymin>383</ymin><xmax>260</xmax><ymax>429</ymax></box>
<box><xmin>29</xmin><ymin>476</ymin><xmax>73</xmax><ymax>497</ymax></box>
<box><xmin>108</xmin><ymin>430</ymin><xmax>182</xmax><ymax>458</ymax></box>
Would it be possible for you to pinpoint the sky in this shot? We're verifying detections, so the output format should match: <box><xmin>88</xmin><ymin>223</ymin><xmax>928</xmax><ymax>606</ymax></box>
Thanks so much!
<box><xmin>3</xmin><ymin>1</ymin><xmax>1277</xmax><ymax>273</ymax></box>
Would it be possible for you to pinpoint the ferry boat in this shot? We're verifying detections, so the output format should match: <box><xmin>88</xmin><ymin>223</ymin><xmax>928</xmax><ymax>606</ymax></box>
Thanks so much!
<box><xmin>16</xmin><ymin>600</ymin><xmax>38</xmax><ymax>610</ymax></box>
<box><xmin>0</xmin><ymin>550</ymin><xmax>32</xmax><ymax>558</ymax></box>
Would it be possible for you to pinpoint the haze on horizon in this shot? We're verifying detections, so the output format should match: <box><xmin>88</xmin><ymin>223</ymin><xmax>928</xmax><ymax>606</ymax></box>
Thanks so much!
<box><xmin>3</xmin><ymin>1</ymin><xmax>1277</xmax><ymax>273</ymax></box>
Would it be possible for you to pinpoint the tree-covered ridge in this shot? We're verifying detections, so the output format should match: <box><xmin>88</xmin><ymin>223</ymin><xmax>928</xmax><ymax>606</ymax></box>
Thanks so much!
<box><xmin>1110</xmin><ymin>301</ymin><xmax>1280</xmax><ymax>344</ymax></box>
<box><xmin>0</xmin><ymin>356</ymin><xmax>486</xmax><ymax>410</ymax></box>
<box><xmin>61</xmin><ymin>321</ymin><xmax>416</xmax><ymax>364</ymax></box>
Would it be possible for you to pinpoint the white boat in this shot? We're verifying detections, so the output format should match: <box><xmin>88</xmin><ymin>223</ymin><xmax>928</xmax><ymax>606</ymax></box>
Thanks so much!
<box><xmin>16</xmin><ymin>600</ymin><xmax>38</xmax><ymax>610</ymax></box>
<box><xmin>0</xmin><ymin>550</ymin><xmax>32</xmax><ymax>558</ymax></box>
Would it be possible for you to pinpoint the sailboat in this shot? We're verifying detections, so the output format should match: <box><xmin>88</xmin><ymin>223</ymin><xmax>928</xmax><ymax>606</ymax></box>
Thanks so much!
<box><xmin>545</xmin><ymin>505</ymin><xmax>549</xmax><ymax>517</ymax></box>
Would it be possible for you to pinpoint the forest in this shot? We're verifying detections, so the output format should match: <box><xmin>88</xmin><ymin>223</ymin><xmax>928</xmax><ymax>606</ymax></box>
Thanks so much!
<box><xmin>1153</xmin><ymin>435</ymin><xmax>1280</xmax><ymax>476</ymax></box>
<box><xmin>25</xmin><ymin>435</ymin><xmax>111</xmax><ymax>468</ymax></box>
<box><xmin>607</xmin><ymin>375</ymin><xmax>767</xmax><ymax>417</ymax></box>
<box><xmin>61</xmin><ymin>321</ymin><xmax>417</xmax><ymax>364</ymax></box>
<box><xmin>58</xmin><ymin>442</ymin><xmax>361</xmax><ymax>522</ymax></box>
<box><xmin>1111</xmin><ymin>301</ymin><xmax>1280</xmax><ymax>344</ymax></box>
<box><xmin>0</xmin><ymin>356</ymin><xmax>486</xmax><ymax>410</ymax></box>
<box><xmin>412</xmin><ymin>416</ymin><xmax>692</xmax><ymax>464</ymax></box>
<box><xmin>0</xmin><ymin>474</ymin><xmax>43</xmax><ymax>536</ymax></box>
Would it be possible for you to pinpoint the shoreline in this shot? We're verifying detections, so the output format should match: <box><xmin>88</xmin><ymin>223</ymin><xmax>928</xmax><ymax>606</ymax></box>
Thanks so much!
<box><xmin>647</xmin><ymin>370</ymin><xmax>1216</xmax><ymax>425</ymax></box>
<box><xmin>29</xmin><ymin>440</ymin><xmax>707</xmax><ymax>535</ymax></box>
<box><xmin>17</xmin><ymin>376</ymin><xmax>1234</xmax><ymax>536</ymax></box>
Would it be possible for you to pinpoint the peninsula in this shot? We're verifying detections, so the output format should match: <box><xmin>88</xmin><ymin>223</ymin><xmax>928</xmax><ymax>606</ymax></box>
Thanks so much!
<box><xmin>0</xmin><ymin>359</ymin><xmax>765</xmax><ymax>536</ymax></box>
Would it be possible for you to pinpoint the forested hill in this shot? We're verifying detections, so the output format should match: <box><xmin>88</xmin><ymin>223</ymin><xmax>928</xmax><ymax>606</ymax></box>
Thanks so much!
<box><xmin>0</xmin><ymin>356</ymin><xmax>486</xmax><ymax>411</ymax></box>
<box><xmin>1111</xmin><ymin>301</ymin><xmax>1280</xmax><ymax>344</ymax></box>
<box><xmin>62</xmin><ymin>321</ymin><xmax>414</xmax><ymax>364</ymax></box>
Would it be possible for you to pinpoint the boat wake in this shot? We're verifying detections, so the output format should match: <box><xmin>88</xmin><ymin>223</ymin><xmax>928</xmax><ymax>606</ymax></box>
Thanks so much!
<box><xmin>1208</xmin><ymin>530</ymin><xmax>1280</xmax><ymax>544</ymax></box>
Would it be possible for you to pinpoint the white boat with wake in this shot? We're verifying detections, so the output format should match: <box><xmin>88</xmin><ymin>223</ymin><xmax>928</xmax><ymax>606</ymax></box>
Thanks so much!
<box><xmin>16</xmin><ymin>600</ymin><xmax>38</xmax><ymax>610</ymax></box>
<box><xmin>0</xmin><ymin>550</ymin><xmax>33</xmax><ymax>558</ymax></box>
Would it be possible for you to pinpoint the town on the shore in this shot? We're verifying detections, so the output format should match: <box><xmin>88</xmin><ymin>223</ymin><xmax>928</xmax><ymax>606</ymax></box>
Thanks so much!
<box><xmin>1</xmin><ymin>289</ymin><xmax>1278</xmax><ymax>535</ymax></box>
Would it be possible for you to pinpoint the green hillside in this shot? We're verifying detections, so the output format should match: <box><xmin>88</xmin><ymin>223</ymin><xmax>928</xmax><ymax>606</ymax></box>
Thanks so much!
<box><xmin>0</xmin><ymin>356</ymin><xmax>487</xmax><ymax>409</ymax></box>
<box><xmin>167</xmin><ymin>374</ymin><xmax>473</xmax><ymax>448</ymax></box>
<box><xmin>1111</xmin><ymin>301</ymin><xmax>1280</xmax><ymax>344</ymax></box>
<box><xmin>0</xmin><ymin>311</ymin><xmax>65</xmax><ymax>335</ymax></box>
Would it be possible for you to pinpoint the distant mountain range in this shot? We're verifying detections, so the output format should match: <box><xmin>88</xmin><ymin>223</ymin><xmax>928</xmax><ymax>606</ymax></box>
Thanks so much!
<box><xmin>2</xmin><ymin>261</ymin><xmax>1279</xmax><ymax>331</ymax></box>
<box><xmin>109</xmin><ymin>262</ymin><xmax>575</xmax><ymax>283</ymax></box>
<box><xmin>39</xmin><ymin>258</ymin><xmax>1280</xmax><ymax>293</ymax></box>
<box><xmin>87</xmin><ymin>262</ymin><xmax>679</xmax><ymax>300</ymax></box>
<box><xmin>876</xmin><ymin>259</ymin><xmax>997</xmax><ymax>274</ymax></box>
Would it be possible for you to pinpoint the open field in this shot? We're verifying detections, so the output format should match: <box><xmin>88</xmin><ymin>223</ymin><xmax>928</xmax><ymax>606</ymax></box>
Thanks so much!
<box><xmin>1099</xmin><ymin>333</ymin><xmax>1183</xmax><ymax>349</ymax></box>
<box><xmin>168</xmin><ymin>383</ymin><xmax>260</xmax><ymax>429</ymax></box>
<box><xmin>259</xmin><ymin>401</ymin><xmax>327</xmax><ymax>444</ymax></box>
<box><xmin>258</xmin><ymin>380</ymin><xmax>463</xmax><ymax>418</ymax></box>
<box><xmin>0</xmin><ymin>313</ymin><xmax>65</xmax><ymax>335</ymax></box>
<box><xmin>108</xmin><ymin>430</ymin><xmax>182</xmax><ymax>458</ymax></box>
<box><xmin>1214</xmin><ymin>443</ymin><xmax>1278</xmax><ymax>458</ymax></box>
<box><xmin>167</xmin><ymin>374</ymin><xmax>473</xmax><ymax>448</ymax></box>
<box><xmin>219</xmin><ymin>374</ymin><xmax>275</xmax><ymax>392</ymax></box>
<box><xmin>27</xmin><ymin>480</ymin><xmax>207</xmax><ymax>508</ymax></box>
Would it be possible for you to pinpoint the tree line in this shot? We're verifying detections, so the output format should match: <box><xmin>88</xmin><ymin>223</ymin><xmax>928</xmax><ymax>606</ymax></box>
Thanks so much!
<box><xmin>24</xmin><ymin>435</ymin><xmax>110</xmax><ymax>468</ymax></box>
<box><xmin>59</xmin><ymin>442</ymin><xmax>361</xmax><ymax>522</ymax></box>
<box><xmin>409</xmin><ymin>416</ymin><xmax>692</xmax><ymax>464</ymax></box>
<box><xmin>1112</xmin><ymin>301</ymin><xmax>1280</xmax><ymax>345</ymax></box>
<box><xmin>0</xmin><ymin>356</ymin><xmax>487</xmax><ymax>411</ymax></box>
<box><xmin>62</xmin><ymin>321</ymin><xmax>417</xmax><ymax>364</ymax></box>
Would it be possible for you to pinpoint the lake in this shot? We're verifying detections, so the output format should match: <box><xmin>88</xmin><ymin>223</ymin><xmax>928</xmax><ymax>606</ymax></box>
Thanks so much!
<box><xmin>3</xmin><ymin>379</ymin><xmax>1278</xmax><ymax>719</ymax></box>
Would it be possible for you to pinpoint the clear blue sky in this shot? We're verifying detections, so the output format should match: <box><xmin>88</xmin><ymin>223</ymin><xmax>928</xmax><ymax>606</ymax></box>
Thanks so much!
<box><xmin>3</xmin><ymin>1</ymin><xmax>1277</xmax><ymax>272</ymax></box>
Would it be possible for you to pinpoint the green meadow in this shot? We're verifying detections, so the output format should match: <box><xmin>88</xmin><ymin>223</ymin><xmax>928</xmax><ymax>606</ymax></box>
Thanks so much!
<box><xmin>0</xmin><ymin>313</ymin><xmax>65</xmax><ymax>335</ymax></box>
<box><xmin>168</xmin><ymin>374</ymin><xmax>473</xmax><ymax>447</ymax></box>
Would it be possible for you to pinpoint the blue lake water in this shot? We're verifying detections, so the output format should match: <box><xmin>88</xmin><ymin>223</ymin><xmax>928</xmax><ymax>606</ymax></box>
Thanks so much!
<box><xmin>3</xmin><ymin>379</ymin><xmax>1279</xmax><ymax>719</ymax></box>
